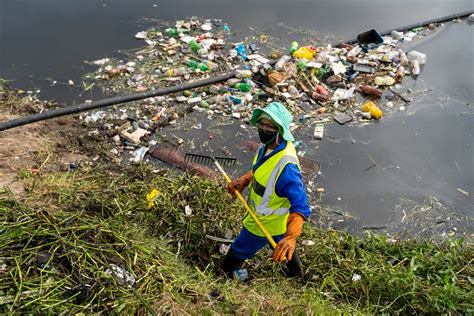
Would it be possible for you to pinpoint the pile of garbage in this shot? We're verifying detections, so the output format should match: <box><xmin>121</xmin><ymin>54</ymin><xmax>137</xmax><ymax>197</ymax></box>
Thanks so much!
<box><xmin>82</xmin><ymin>17</ymin><xmax>432</xmax><ymax>151</ymax></box>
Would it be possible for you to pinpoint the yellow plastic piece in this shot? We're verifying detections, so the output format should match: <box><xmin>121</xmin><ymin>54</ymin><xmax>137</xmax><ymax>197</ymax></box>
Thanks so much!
<box><xmin>293</xmin><ymin>46</ymin><xmax>317</xmax><ymax>60</ymax></box>
<box><xmin>361</xmin><ymin>101</ymin><xmax>383</xmax><ymax>120</ymax></box>
<box><xmin>146</xmin><ymin>189</ymin><xmax>160</xmax><ymax>209</ymax></box>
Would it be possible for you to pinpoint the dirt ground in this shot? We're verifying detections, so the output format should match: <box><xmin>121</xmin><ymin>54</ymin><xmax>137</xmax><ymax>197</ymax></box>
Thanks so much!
<box><xmin>0</xmin><ymin>112</ymin><xmax>88</xmax><ymax>196</ymax></box>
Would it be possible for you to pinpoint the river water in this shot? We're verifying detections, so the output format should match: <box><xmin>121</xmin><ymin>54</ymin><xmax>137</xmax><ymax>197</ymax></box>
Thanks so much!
<box><xmin>1</xmin><ymin>0</ymin><xmax>473</xmax><ymax>237</ymax></box>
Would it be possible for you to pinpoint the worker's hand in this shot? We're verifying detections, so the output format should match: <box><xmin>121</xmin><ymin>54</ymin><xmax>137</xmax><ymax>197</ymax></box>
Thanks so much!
<box><xmin>273</xmin><ymin>213</ymin><xmax>305</xmax><ymax>262</ymax></box>
<box><xmin>227</xmin><ymin>170</ymin><xmax>253</xmax><ymax>198</ymax></box>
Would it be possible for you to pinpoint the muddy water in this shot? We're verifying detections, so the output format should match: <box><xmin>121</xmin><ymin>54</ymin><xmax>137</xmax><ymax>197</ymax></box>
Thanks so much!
<box><xmin>1</xmin><ymin>0</ymin><xmax>473</xmax><ymax>236</ymax></box>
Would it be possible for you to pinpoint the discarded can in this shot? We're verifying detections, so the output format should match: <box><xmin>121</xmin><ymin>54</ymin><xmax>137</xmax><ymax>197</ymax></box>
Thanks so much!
<box><xmin>361</xmin><ymin>101</ymin><xmax>383</xmax><ymax>119</ymax></box>
<box><xmin>359</xmin><ymin>85</ymin><xmax>382</xmax><ymax>98</ymax></box>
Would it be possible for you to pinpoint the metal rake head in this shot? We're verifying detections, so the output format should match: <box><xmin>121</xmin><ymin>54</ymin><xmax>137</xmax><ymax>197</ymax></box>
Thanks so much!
<box><xmin>184</xmin><ymin>153</ymin><xmax>237</xmax><ymax>168</ymax></box>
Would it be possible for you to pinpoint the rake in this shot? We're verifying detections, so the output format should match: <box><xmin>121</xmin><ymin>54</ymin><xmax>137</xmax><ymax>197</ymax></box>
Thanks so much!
<box><xmin>184</xmin><ymin>153</ymin><xmax>237</xmax><ymax>168</ymax></box>
<box><xmin>185</xmin><ymin>153</ymin><xmax>282</xmax><ymax>256</ymax></box>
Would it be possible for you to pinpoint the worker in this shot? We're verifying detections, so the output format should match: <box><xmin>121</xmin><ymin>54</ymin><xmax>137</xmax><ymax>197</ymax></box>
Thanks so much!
<box><xmin>222</xmin><ymin>102</ymin><xmax>310</xmax><ymax>280</ymax></box>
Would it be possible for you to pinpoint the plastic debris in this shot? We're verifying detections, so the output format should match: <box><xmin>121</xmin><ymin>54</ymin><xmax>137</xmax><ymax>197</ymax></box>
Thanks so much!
<box><xmin>105</xmin><ymin>264</ymin><xmax>135</xmax><ymax>288</ymax></box>
<box><xmin>314</xmin><ymin>124</ymin><xmax>324</xmax><ymax>139</ymax></box>
<box><xmin>130</xmin><ymin>146</ymin><xmax>149</xmax><ymax>163</ymax></box>
<box><xmin>79</xmin><ymin>16</ymin><xmax>432</xmax><ymax>164</ymax></box>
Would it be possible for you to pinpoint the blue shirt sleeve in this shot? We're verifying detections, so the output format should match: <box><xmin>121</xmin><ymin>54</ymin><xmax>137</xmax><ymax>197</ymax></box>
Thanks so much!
<box><xmin>274</xmin><ymin>164</ymin><xmax>311</xmax><ymax>219</ymax></box>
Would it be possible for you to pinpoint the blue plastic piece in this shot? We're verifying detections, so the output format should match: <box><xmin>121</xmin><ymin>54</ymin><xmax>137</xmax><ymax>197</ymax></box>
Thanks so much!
<box><xmin>233</xmin><ymin>269</ymin><xmax>248</xmax><ymax>281</ymax></box>
<box><xmin>236</xmin><ymin>43</ymin><xmax>247</xmax><ymax>61</ymax></box>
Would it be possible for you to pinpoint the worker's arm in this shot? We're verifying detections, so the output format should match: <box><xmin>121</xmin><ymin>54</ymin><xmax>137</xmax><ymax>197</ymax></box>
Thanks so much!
<box><xmin>227</xmin><ymin>170</ymin><xmax>253</xmax><ymax>198</ymax></box>
<box><xmin>275</xmin><ymin>164</ymin><xmax>311</xmax><ymax>219</ymax></box>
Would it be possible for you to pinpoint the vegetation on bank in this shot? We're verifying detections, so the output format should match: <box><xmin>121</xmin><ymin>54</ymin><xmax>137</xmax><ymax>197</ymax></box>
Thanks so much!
<box><xmin>1</xmin><ymin>164</ymin><xmax>472</xmax><ymax>314</ymax></box>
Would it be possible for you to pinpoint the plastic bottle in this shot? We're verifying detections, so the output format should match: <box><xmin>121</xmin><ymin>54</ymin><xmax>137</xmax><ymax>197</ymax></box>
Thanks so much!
<box><xmin>189</xmin><ymin>40</ymin><xmax>201</xmax><ymax>53</ymax></box>
<box><xmin>156</xmin><ymin>67</ymin><xmax>189</xmax><ymax>78</ymax></box>
<box><xmin>206</xmin><ymin>60</ymin><xmax>218</xmax><ymax>71</ymax></box>
<box><xmin>235</xmin><ymin>69</ymin><xmax>253</xmax><ymax>79</ymax></box>
<box><xmin>290</xmin><ymin>41</ymin><xmax>299</xmax><ymax>54</ymax></box>
<box><xmin>165</xmin><ymin>28</ymin><xmax>179</xmax><ymax>37</ymax></box>
<box><xmin>361</xmin><ymin>101</ymin><xmax>383</xmax><ymax>119</ymax></box>
<box><xmin>275</xmin><ymin>55</ymin><xmax>291</xmax><ymax>71</ymax></box>
<box><xmin>234</xmin><ymin>82</ymin><xmax>251</xmax><ymax>92</ymax></box>
<box><xmin>308</xmin><ymin>91</ymin><xmax>328</xmax><ymax>102</ymax></box>
<box><xmin>374</xmin><ymin>76</ymin><xmax>395</xmax><ymax>86</ymax></box>
<box><xmin>359</xmin><ymin>85</ymin><xmax>382</xmax><ymax>98</ymax></box>
<box><xmin>187</xmin><ymin>60</ymin><xmax>209</xmax><ymax>71</ymax></box>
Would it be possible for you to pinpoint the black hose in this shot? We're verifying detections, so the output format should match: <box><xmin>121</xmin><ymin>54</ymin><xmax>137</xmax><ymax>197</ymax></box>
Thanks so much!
<box><xmin>1</xmin><ymin>10</ymin><xmax>472</xmax><ymax>132</ymax></box>
<box><xmin>345</xmin><ymin>9</ymin><xmax>473</xmax><ymax>44</ymax></box>
<box><xmin>0</xmin><ymin>71</ymin><xmax>236</xmax><ymax>131</ymax></box>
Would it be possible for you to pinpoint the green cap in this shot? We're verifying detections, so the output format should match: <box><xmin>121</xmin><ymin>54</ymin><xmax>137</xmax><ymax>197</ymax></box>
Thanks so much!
<box><xmin>250</xmin><ymin>102</ymin><xmax>294</xmax><ymax>142</ymax></box>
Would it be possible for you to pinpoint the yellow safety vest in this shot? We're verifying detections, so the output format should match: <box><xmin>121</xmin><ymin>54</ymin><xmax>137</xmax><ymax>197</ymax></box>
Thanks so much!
<box><xmin>243</xmin><ymin>141</ymin><xmax>301</xmax><ymax>237</ymax></box>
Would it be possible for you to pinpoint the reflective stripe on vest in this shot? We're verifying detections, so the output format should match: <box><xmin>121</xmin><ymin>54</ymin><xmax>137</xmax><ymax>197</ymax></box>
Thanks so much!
<box><xmin>243</xmin><ymin>142</ymin><xmax>300</xmax><ymax>237</ymax></box>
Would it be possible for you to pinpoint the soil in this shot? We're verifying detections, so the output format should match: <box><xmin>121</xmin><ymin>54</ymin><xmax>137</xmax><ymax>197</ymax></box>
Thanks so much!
<box><xmin>0</xmin><ymin>112</ymin><xmax>89</xmax><ymax>196</ymax></box>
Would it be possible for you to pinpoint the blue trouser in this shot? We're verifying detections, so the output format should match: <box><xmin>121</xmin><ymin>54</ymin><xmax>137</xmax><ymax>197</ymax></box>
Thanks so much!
<box><xmin>230</xmin><ymin>227</ymin><xmax>285</xmax><ymax>260</ymax></box>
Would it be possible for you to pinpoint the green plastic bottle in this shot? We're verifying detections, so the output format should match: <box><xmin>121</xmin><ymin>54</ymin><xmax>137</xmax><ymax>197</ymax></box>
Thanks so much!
<box><xmin>187</xmin><ymin>60</ymin><xmax>209</xmax><ymax>71</ymax></box>
<box><xmin>234</xmin><ymin>82</ymin><xmax>251</xmax><ymax>92</ymax></box>
<box><xmin>189</xmin><ymin>40</ymin><xmax>201</xmax><ymax>53</ymax></box>
<box><xmin>165</xmin><ymin>28</ymin><xmax>179</xmax><ymax>37</ymax></box>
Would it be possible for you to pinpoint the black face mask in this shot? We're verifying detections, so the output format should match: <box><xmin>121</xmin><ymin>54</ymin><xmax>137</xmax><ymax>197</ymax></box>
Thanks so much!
<box><xmin>258</xmin><ymin>128</ymin><xmax>278</xmax><ymax>145</ymax></box>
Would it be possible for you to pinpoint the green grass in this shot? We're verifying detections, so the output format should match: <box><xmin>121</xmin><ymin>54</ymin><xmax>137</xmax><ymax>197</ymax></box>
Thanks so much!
<box><xmin>1</xmin><ymin>164</ymin><xmax>473</xmax><ymax>314</ymax></box>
